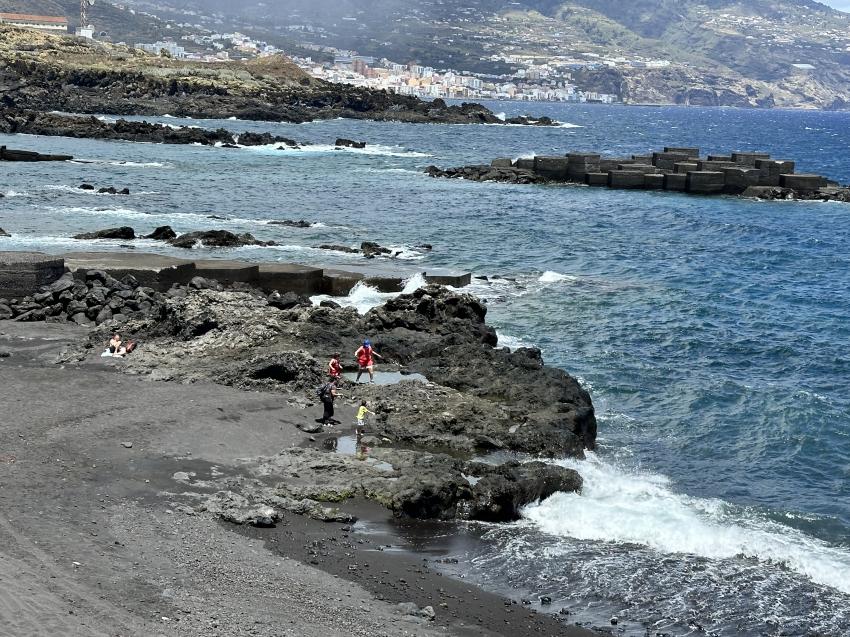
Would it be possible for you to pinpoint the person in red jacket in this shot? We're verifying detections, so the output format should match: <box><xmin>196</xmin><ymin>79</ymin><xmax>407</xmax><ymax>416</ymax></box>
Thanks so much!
<box><xmin>328</xmin><ymin>352</ymin><xmax>343</xmax><ymax>382</ymax></box>
<box><xmin>354</xmin><ymin>339</ymin><xmax>382</xmax><ymax>383</ymax></box>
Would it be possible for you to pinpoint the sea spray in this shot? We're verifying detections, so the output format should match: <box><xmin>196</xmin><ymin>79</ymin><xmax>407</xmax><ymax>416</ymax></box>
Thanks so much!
<box><xmin>311</xmin><ymin>272</ymin><xmax>427</xmax><ymax>314</ymax></box>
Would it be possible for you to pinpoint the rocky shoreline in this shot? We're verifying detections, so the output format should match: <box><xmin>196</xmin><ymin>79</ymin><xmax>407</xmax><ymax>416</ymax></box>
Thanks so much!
<box><xmin>0</xmin><ymin>260</ymin><xmax>601</xmax><ymax>635</ymax></box>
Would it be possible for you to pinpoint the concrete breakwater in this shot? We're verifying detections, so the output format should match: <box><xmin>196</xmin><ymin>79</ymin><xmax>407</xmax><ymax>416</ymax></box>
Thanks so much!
<box><xmin>427</xmin><ymin>147</ymin><xmax>850</xmax><ymax>202</ymax></box>
<box><xmin>0</xmin><ymin>145</ymin><xmax>73</xmax><ymax>162</ymax></box>
<box><xmin>0</xmin><ymin>250</ymin><xmax>471</xmax><ymax>303</ymax></box>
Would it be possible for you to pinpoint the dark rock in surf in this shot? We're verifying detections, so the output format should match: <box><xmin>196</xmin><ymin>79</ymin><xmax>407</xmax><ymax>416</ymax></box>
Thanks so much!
<box><xmin>145</xmin><ymin>225</ymin><xmax>177</xmax><ymax>241</ymax></box>
<box><xmin>73</xmin><ymin>227</ymin><xmax>136</xmax><ymax>240</ymax></box>
<box><xmin>335</xmin><ymin>138</ymin><xmax>367</xmax><ymax>149</ymax></box>
<box><xmin>0</xmin><ymin>227</ymin><xmax>9</xmax><ymax>237</ymax></box>
<box><xmin>168</xmin><ymin>230</ymin><xmax>276</xmax><ymax>249</ymax></box>
<box><xmin>267</xmin><ymin>219</ymin><xmax>312</xmax><ymax>228</ymax></box>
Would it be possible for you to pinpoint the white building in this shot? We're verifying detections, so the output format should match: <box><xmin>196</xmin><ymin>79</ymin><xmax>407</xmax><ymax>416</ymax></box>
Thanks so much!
<box><xmin>0</xmin><ymin>12</ymin><xmax>69</xmax><ymax>33</ymax></box>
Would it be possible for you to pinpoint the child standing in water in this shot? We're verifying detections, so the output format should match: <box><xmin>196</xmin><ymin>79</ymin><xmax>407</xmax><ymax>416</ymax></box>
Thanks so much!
<box><xmin>355</xmin><ymin>401</ymin><xmax>373</xmax><ymax>458</ymax></box>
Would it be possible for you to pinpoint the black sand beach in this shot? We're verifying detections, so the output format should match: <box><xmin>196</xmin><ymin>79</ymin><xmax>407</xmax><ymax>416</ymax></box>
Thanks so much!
<box><xmin>0</xmin><ymin>320</ymin><xmax>598</xmax><ymax>636</ymax></box>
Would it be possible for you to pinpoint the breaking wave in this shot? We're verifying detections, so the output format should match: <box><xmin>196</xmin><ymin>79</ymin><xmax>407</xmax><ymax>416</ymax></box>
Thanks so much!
<box><xmin>524</xmin><ymin>453</ymin><xmax>850</xmax><ymax>595</ymax></box>
<box><xmin>310</xmin><ymin>273</ymin><xmax>427</xmax><ymax>314</ymax></box>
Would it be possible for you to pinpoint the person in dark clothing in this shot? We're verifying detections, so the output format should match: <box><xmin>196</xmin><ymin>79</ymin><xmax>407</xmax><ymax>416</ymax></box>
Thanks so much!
<box><xmin>318</xmin><ymin>380</ymin><xmax>340</xmax><ymax>426</ymax></box>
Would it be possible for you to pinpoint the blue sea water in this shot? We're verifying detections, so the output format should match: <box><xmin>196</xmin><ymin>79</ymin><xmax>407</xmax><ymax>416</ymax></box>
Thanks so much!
<box><xmin>1</xmin><ymin>103</ymin><xmax>849</xmax><ymax>635</ymax></box>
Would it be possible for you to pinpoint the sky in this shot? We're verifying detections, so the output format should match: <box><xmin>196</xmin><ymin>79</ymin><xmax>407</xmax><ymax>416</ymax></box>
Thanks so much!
<box><xmin>822</xmin><ymin>0</ymin><xmax>850</xmax><ymax>10</ymax></box>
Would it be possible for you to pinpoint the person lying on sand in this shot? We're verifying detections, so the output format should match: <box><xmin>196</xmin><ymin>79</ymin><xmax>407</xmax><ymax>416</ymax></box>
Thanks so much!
<box><xmin>102</xmin><ymin>334</ymin><xmax>137</xmax><ymax>358</ymax></box>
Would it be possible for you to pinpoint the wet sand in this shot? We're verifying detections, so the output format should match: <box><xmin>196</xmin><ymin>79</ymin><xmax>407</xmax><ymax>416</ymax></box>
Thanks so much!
<box><xmin>0</xmin><ymin>320</ymin><xmax>597</xmax><ymax>636</ymax></box>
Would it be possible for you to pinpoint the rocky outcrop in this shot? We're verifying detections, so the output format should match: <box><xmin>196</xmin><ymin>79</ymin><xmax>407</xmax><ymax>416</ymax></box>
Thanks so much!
<box><xmin>335</xmin><ymin>138</ymin><xmax>366</xmax><ymax>149</ymax></box>
<box><xmin>267</xmin><ymin>219</ymin><xmax>312</xmax><ymax>228</ymax></box>
<box><xmin>73</xmin><ymin>227</ymin><xmax>136</xmax><ymax>240</ymax></box>
<box><xmin>316</xmin><ymin>241</ymin><xmax>401</xmax><ymax>259</ymax></box>
<box><xmin>237</xmin><ymin>132</ymin><xmax>301</xmax><ymax>147</ymax></box>
<box><xmin>425</xmin><ymin>164</ymin><xmax>550</xmax><ymax>185</ymax></box>
<box><xmin>167</xmin><ymin>230</ymin><xmax>276</xmax><ymax>249</ymax></box>
<box><xmin>0</xmin><ymin>228</ymin><xmax>9</xmax><ymax>237</ymax></box>
<box><xmin>192</xmin><ymin>447</ymin><xmax>582</xmax><ymax>523</ymax></box>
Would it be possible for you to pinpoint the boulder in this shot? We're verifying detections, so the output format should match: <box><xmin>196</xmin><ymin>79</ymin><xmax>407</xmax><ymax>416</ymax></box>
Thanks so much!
<box><xmin>267</xmin><ymin>291</ymin><xmax>311</xmax><ymax>311</ymax></box>
<box><xmin>168</xmin><ymin>230</ymin><xmax>275</xmax><ymax>249</ymax></box>
<box><xmin>335</xmin><ymin>138</ymin><xmax>366</xmax><ymax>149</ymax></box>
<box><xmin>73</xmin><ymin>227</ymin><xmax>136</xmax><ymax>240</ymax></box>
<box><xmin>145</xmin><ymin>225</ymin><xmax>178</xmax><ymax>241</ymax></box>
<box><xmin>0</xmin><ymin>228</ymin><xmax>9</xmax><ymax>237</ymax></box>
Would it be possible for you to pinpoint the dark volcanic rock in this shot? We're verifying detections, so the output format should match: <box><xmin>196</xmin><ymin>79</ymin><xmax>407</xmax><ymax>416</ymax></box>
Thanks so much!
<box><xmin>79</xmin><ymin>183</ymin><xmax>95</xmax><ymax>190</ymax></box>
<box><xmin>316</xmin><ymin>244</ymin><xmax>360</xmax><ymax>254</ymax></box>
<box><xmin>73</xmin><ymin>227</ymin><xmax>136</xmax><ymax>240</ymax></box>
<box><xmin>0</xmin><ymin>227</ymin><xmax>9</xmax><ymax>237</ymax></box>
<box><xmin>237</xmin><ymin>131</ymin><xmax>300</xmax><ymax>147</ymax></box>
<box><xmin>335</xmin><ymin>138</ymin><xmax>367</xmax><ymax>149</ymax></box>
<box><xmin>168</xmin><ymin>230</ymin><xmax>275</xmax><ymax>249</ymax></box>
<box><xmin>145</xmin><ymin>225</ymin><xmax>177</xmax><ymax>241</ymax></box>
<box><xmin>267</xmin><ymin>291</ymin><xmax>311</xmax><ymax>311</ymax></box>
<box><xmin>267</xmin><ymin>219</ymin><xmax>312</xmax><ymax>228</ymax></box>
<box><xmin>360</xmin><ymin>241</ymin><xmax>391</xmax><ymax>258</ymax></box>
<box><xmin>426</xmin><ymin>164</ymin><xmax>550</xmax><ymax>185</ymax></box>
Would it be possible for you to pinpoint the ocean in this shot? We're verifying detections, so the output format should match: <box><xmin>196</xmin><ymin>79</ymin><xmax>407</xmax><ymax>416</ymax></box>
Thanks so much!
<box><xmin>1</xmin><ymin>102</ymin><xmax>849</xmax><ymax>635</ymax></box>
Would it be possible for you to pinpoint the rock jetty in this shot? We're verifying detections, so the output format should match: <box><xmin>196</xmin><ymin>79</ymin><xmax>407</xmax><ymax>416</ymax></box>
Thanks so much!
<box><xmin>428</xmin><ymin>147</ymin><xmax>850</xmax><ymax>202</ymax></box>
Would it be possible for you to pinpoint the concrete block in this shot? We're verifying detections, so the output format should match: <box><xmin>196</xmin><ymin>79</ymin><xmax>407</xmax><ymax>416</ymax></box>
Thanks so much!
<box><xmin>644</xmin><ymin>174</ymin><xmax>665</xmax><ymax>189</ymax></box>
<box><xmin>62</xmin><ymin>252</ymin><xmax>195</xmax><ymax>289</ymax></box>
<box><xmin>585</xmin><ymin>173</ymin><xmax>610</xmax><ymax>187</ymax></box>
<box><xmin>424</xmin><ymin>272</ymin><xmax>472</xmax><ymax>287</ymax></box>
<box><xmin>707</xmin><ymin>155</ymin><xmax>733</xmax><ymax>162</ymax></box>
<box><xmin>780</xmin><ymin>174</ymin><xmax>825</xmax><ymax>191</ymax></box>
<box><xmin>0</xmin><ymin>252</ymin><xmax>65</xmax><ymax>299</ymax></box>
<box><xmin>533</xmin><ymin>156</ymin><xmax>569</xmax><ymax>181</ymax></box>
<box><xmin>322</xmin><ymin>269</ymin><xmax>366</xmax><ymax>296</ymax></box>
<box><xmin>193</xmin><ymin>260</ymin><xmax>260</xmax><ymax>285</ymax></box>
<box><xmin>608</xmin><ymin>171</ymin><xmax>647</xmax><ymax>189</ymax></box>
<box><xmin>258</xmin><ymin>263</ymin><xmax>324</xmax><ymax>295</ymax></box>
<box><xmin>514</xmin><ymin>158</ymin><xmax>535</xmax><ymax>170</ymax></box>
<box><xmin>686</xmin><ymin>171</ymin><xmax>726</xmax><ymax>194</ymax></box>
<box><xmin>600</xmin><ymin>158</ymin><xmax>631</xmax><ymax>172</ymax></box>
<box><xmin>491</xmin><ymin>158</ymin><xmax>513</xmax><ymax>168</ymax></box>
<box><xmin>675</xmin><ymin>162</ymin><xmax>699</xmax><ymax>173</ymax></box>
<box><xmin>722</xmin><ymin>168</ymin><xmax>762</xmax><ymax>194</ymax></box>
<box><xmin>755</xmin><ymin>159</ymin><xmax>795</xmax><ymax>177</ymax></box>
<box><xmin>664</xmin><ymin>147</ymin><xmax>700</xmax><ymax>158</ymax></box>
<box><xmin>698</xmin><ymin>160</ymin><xmax>738</xmax><ymax>171</ymax></box>
<box><xmin>731</xmin><ymin>152</ymin><xmax>771</xmax><ymax>166</ymax></box>
<box><xmin>663</xmin><ymin>173</ymin><xmax>688</xmax><ymax>191</ymax></box>
<box><xmin>757</xmin><ymin>174</ymin><xmax>781</xmax><ymax>187</ymax></box>
<box><xmin>618</xmin><ymin>164</ymin><xmax>657</xmax><ymax>173</ymax></box>
<box><xmin>631</xmin><ymin>154</ymin><xmax>652</xmax><ymax>164</ymax></box>
<box><xmin>567</xmin><ymin>152</ymin><xmax>601</xmax><ymax>163</ymax></box>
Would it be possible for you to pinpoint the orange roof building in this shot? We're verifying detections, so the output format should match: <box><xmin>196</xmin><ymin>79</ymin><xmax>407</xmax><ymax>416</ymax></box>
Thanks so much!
<box><xmin>0</xmin><ymin>13</ymin><xmax>69</xmax><ymax>32</ymax></box>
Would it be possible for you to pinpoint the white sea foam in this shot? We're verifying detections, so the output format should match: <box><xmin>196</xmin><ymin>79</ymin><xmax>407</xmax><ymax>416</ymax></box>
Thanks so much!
<box><xmin>538</xmin><ymin>270</ymin><xmax>579</xmax><ymax>283</ymax></box>
<box><xmin>70</xmin><ymin>159</ymin><xmax>169</xmax><ymax>168</ymax></box>
<box><xmin>239</xmin><ymin>142</ymin><xmax>432</xmax><ymax>158</ymax></box>
<box><xmin>310</xmin><ymin>273</ymin><xmax>427</xmax><ymax>314</ymax></box>
<box><xmin>523</xmin><ymin>453</ymin><xmax>850</xmax><ymax>595</ymax></box>
<box><xmin>42</xmin><ymin>185</ymin><xmax>160</xmax><ymax>196</ymax></box>
<box><xmin>2</xmin><ymin>190</ymin><xmax>29</xmax><ymax>198</ymax></box>
<box><xmin>495</xmin><ymin>331</ymin><xmax>536</xmax><ymax>351</ymax></box>
<box><xmin>556</xmin><ymin>122</ymin><xmax>584</xmax><ymax>129</ymax></box>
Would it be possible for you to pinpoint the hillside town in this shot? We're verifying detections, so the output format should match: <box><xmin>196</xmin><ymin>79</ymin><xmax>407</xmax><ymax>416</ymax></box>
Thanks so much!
<box><xmin>0</xmin><ymin>8</ymin><xmax>619</xmax><ymax>103</ymax></box>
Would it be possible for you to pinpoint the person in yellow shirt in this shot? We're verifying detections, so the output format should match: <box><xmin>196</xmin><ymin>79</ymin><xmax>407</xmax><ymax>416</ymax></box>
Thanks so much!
<box><xmin>356</xmin><ymin>401</ymin><xmax>373</xmax><ymax>428</ymax></box>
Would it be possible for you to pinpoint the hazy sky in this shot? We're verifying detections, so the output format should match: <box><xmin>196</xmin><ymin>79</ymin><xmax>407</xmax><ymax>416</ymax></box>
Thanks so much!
<box><xmin>822</xmin><ymin>0</ymin><xmax>850</xmax><ymax>10</ymax></box>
